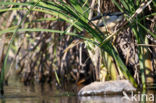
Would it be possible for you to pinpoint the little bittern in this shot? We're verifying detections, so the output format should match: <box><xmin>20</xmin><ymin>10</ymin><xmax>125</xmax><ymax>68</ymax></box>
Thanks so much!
<box><xmin>90</xmin><ymin>12</ymin><xmax>139</xmax><ymax>79</ymax></box>
<box><xmin>89</xmin><ymin>12</ymin><xmax>124</xmax><ymax>33</ymax></box>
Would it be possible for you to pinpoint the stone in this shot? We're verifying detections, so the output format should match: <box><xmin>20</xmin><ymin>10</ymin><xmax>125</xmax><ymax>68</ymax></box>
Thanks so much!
<box><xmin>78</xmin><ymin>80</ymin><xmax>136</xmax><ymax>96</ymax></box>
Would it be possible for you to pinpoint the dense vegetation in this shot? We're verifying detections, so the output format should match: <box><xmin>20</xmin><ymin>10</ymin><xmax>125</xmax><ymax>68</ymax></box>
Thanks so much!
<box><xmin>0</xmin><ymin>0</ymin><xmax>155</xmax><ymax>94</ymax></box>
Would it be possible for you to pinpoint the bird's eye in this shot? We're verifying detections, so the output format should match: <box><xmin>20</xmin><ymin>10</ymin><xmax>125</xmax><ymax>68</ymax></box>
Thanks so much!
<box><xmin>123</xmin><ymin>44</ymin><xmax>128</xmax><ymax>49</ymax></box>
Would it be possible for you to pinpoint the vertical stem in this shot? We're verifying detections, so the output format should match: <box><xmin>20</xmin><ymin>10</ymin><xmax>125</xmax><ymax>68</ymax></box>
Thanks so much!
<box><xmin>110</xmin><ymin>47</ymin><xmax>137</xmax><ymax>87</ymax></box>
<box><xmin>0</xmin><ymin>65</ymin><xmax>4</xmax><ymax>95</ymax></box>
<box><xmin>0</xmin><ymin>36</ymin><xmax>5</xmax><ymax>95</ymax></box>
<box><xmin>139</xmin><ymin>47</ymin><xmax>146</xmax><ymax>89</ymax></box>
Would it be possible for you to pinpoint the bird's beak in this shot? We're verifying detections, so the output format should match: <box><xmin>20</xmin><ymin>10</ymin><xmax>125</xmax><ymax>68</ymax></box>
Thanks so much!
<box><xmin>89</xmin><ymin>14</ymin><xmax>102</xmax><ymax>21</ymax></box>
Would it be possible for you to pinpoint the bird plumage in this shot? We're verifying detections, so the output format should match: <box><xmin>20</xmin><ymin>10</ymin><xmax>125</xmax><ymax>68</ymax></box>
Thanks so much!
<box><xmin>90</xmin><ymin>12</ymin><xmax>139</xmax><ymax>81</ymax></box>
<box><xmin>90</xmin><ymin>12</ymin><xmax>124</xmax><ymax>33</ymax></box>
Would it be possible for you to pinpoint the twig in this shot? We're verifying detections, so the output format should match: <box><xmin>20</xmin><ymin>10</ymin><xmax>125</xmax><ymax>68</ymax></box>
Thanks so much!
<box><xmin>88</xmin><ymin>0</ymin><xmax>96</xmax><ymax>20</ymax></box>
<box><xmin>135</xmin><ymin>44</ymin><xmax>156</xmax><ymax>47</ymax></box>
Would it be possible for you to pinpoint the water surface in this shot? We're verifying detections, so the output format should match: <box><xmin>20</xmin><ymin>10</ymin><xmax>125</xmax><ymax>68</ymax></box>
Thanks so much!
<box><xmin>1</xmin><ymin>74</ymin><xmax>155</xmax><ymax>103</ymax></box>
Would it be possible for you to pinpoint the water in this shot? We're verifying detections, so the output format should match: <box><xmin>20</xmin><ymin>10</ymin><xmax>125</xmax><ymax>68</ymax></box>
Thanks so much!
<box><xmin>1</xmin><ymin>79</ymin><xmax>78</xmax><ymax>103</ymax></box>
<box><xmin>0</xmin><ymin>74</ymin><xmax>156</xmax><ymax>103</ymax></box>
<box><xmin>1</xmin><ymin>82</ymin><xmax>156</xmax><ymax>103</ymax></box>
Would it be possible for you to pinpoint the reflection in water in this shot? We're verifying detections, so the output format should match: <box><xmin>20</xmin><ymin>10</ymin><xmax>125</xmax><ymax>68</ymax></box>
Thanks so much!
<box><xmin>78</xmin><ymin>95</ymin><xmax>138</xmax><ymax>103</ymax></box>
<box><xmin>0</xmin><ymin>95</ymin><xmax>79</xmax><ymax>103</ymax></box>
<box><xmin>1</xmin><ymin>84</ymin><xmax>156</xmax><ymax>103</ymax></box>
<box><xmin>78</xmin><ymin>90</ymin><xmax>156</xmax><ymax>103</ymax></box>
<box><xmin>0</xmin><ymin>75</ymin><xmax>156</xmax><ymax>103</ymax></box>
<box><xmin>1</xmin><ymin>80</ymin><xmax>79</xmax><ymax>103</ymax></box>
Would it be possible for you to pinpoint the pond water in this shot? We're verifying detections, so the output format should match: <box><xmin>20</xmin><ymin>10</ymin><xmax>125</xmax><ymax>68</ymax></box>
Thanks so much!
<box><xmin>1</xmin><ymin>82</ymin><xmax>156</xmax><ymax>103</ymax></box>
<box><xmin>0</xmin><ymin>73</ymin><xmax>156</xmax><ymax>103</ymax></box>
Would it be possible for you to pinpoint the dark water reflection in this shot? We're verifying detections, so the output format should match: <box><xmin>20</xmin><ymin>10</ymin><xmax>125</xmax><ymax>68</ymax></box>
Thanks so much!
<box><xmin>1</xmin><ymin>76</ymin><xmax>156</xmax><ymax>103</ymax></box>
<box><xmin>1</xmin><ymin>83</ymin><xmax>78</xmax><ymax>103</ymax></box>
<box><xmin>1</xmin><ymin>84</ymin><xmax>156</xmax><ymax>103</ymax></box>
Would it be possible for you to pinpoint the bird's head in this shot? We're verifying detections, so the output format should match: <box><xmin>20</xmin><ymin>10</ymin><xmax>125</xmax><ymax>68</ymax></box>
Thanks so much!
<box><xmin>90</xmin><ymin>12</ymin><xmax>124</xmax><ymax>32</ymax></box>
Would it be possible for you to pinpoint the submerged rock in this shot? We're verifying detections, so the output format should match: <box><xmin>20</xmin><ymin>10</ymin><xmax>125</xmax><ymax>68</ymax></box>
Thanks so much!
<box><xmin>78</xmin><ymin>80</ymin><xmax>136</xmax><ymax>96</ymax></box>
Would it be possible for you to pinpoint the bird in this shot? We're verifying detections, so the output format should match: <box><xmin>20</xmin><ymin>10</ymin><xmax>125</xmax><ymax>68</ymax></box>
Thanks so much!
<box><xmin>89</xmin><ymin>12</ymin><xmax>139</xmax><ymax>82</ymax></box>
<box><xmin>89</xmin><ymin>12</ymin><xmax>124</xmax><ymax>33</ymax></box>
